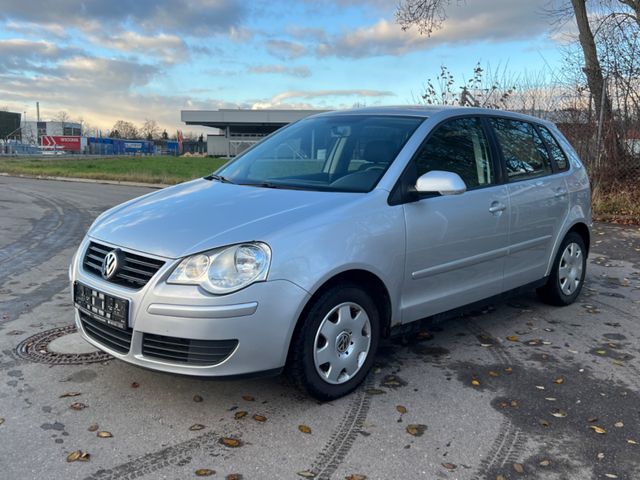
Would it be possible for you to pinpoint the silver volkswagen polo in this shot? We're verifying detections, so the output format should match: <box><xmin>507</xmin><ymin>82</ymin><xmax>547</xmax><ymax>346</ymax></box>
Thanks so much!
<box><xmin>69</xmin><ymin>107</ymin><xmax>591</xmax><ymax>400</ymax></box>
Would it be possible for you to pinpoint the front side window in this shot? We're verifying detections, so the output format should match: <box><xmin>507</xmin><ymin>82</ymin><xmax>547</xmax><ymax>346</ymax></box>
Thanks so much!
<box><xmin>491</xmin><ymin>118</ymin><xmax>551</xmax><ymax>180</ymax></box>
<box><xmin>539</xmin><ymin>126</ymin><xmax>569</xmax><ymax>171</ymax></box>
<box><xmin>217</xmin><ymin>115</ymin><xmax>424</xmax><ymax>192</ymax></box>
<box><xmin>414</xmin><ymin>117</ymin><xmax>494</xmax><ymax>189</ymax></box>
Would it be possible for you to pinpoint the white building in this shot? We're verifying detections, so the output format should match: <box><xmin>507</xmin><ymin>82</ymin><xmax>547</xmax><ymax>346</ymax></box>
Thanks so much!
<box><xmin>21</xmin><ymin>120</ymin><xmax>82</xmax><ymax>144</ymax></box>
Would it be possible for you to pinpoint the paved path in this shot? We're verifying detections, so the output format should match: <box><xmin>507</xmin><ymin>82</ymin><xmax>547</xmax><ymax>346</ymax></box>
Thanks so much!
<box><xmin>1</xmin><ymin>176</ymin><xmax>639</xmax><ymax>480</ymax></box>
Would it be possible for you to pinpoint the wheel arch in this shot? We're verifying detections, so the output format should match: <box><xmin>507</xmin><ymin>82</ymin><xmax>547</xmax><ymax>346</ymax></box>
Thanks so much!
<box><xmin>285</xmin><ymin>269</ymin><xmax>393</xmax><ymax>365</ymax></box>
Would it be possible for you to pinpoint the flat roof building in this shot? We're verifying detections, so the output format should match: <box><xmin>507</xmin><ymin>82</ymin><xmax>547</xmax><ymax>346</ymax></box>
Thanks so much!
<box><xmin>181</xmin><ymin>109</ymin><xmax>329</xmax><ymax>157</ymax></box>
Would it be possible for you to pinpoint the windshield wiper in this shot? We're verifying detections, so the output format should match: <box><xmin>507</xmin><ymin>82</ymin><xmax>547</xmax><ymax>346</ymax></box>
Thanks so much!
<box><xmin>239</xmin><ymin>181</ymin><xmax>285</xmax><ymax>189</ymax></box>
<box><xmin>204</xmin><ymin>174</ymin><xmax>235</xmax><ymax>184</ymax></box>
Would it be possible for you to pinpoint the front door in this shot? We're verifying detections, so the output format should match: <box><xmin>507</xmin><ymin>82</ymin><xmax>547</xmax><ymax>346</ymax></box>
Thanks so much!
<box><xmin>401</xmin><ymin>117</ymin><xmax>509</xmax><ymax>323</ymax></box>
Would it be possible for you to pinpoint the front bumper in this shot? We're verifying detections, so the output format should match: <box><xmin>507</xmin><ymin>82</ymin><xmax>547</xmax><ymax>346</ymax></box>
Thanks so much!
<box><xmin>70</xmin><ymin>238</ymin><xmax>310</xmax><ymax>377</ymax></box>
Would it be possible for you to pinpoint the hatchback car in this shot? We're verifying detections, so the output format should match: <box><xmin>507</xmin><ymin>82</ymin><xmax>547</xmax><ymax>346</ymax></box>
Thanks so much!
<box><xmin>69</xmin><ymin>106</ymin><xmax>591</xmax><ymax>400</ymax></box>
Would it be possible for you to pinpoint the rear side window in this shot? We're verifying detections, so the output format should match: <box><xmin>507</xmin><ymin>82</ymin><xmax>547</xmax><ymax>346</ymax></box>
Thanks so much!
<box><xmin>539</xmin><ymin>126</ymin><xmax>569</xmax><ymax>171</ymax></box>
<box><xmin>415</xmin><ymin>117</ymin><xmax>494</xmax><ymax>189</ymax></box>
<box><xmin>491</xmin><ymin>118</ymin><xmax>551</xmax><ymax>181</ymax></box>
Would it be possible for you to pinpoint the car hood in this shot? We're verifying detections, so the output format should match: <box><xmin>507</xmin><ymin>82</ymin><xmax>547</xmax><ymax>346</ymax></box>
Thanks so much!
<box><xmin>89</xmin><ymin>179</ymin><xmax>359</xmax><ymax>259</ymax></box>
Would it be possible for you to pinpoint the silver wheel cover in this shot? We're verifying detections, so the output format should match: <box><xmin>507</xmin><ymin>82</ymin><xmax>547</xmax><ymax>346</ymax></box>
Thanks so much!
<box><xmin>313</xmin><ymin>302</ymin><xmax>372</xmax><ymax>385</ymax></box>
<box><xmin>558</xmin><ymin>242</ymin><xmax>584</xmax><ymax>296</ymax></box>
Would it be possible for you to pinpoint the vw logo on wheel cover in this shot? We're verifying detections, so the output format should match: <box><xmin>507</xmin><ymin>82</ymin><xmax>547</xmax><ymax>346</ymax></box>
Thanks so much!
<box><xmin>102</xmin><ymin>249</ymin><xmax>122</xmax><ymax>280</ymax></box>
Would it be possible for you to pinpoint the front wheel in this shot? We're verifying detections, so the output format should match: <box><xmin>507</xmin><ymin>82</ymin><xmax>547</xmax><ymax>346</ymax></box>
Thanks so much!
<box><xmin>537</xmin><ymin>232</ymin><xmax>587</xmax><ymax>306</ymax></box>
<box><xmin>287</xmin><ymin>284</ymin><xmax>380</xmax><ymax>401</ymax></box>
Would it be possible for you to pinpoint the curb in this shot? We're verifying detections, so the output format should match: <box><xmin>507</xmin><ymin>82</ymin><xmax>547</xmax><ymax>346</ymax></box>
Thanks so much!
<box><xmin>0</xmin><ymin>172</ymin><xmax>169</xmax><ymax>189</ymax></box>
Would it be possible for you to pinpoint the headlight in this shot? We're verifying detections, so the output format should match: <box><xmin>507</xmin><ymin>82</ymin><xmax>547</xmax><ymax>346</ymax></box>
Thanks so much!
<box><xmin>167</xmin><ymin>242</ymin><xmax>271</xmax><ymax>294</ymax></box>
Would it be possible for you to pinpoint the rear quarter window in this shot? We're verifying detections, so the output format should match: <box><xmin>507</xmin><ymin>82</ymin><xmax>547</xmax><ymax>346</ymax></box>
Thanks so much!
<box><xmin>538</xmin><ymin>126</ymin><xmax>569</xmax><ymax>171</ymax></box>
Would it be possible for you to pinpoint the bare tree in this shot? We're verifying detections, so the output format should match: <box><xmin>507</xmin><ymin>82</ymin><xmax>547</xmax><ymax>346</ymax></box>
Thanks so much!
<box><xmin>54</xmin><ymin>110</ymin><xmax>71</xmax><ymax>134</ymax></box>
<box><xmin>110</xmin><ymin>120</ymin><xmax>139</xmax><ymax>139</ymax></box>
<box><xmin>140</xmin><ymin>119</ymin><xmax>160</xmax><ymax>141</ymax></box>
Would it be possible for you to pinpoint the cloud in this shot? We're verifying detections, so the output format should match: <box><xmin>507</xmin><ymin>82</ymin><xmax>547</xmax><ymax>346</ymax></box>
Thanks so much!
<box><xmin>247</xmin><ymin>64</ymin><xmax>312</xmax><ymax>78</ymax></box>
<box><xmin>0</xmin><ymin>0</ymin><xmax>245</xmax><ymax>36</ymax></box>
<box><xmin>86</xmin><ymin>32</ymin><xmax>194</xmax><ymax>64</ymax></box>
<box><xmin>265</xmin><ymin>39</ymin><xmax>307</xmax><ymax>60</ymax></box>
<box><xmin>250</xmin><ymin>89</ymin><xmax>395</xmax><ymax>109</ymax></box>
<box><xmin>316</xmin><ymin>0</ymin><xmax>551</xmax><ymax>58</ymax></box>
<box><xmin>0</xmin><ymin>39</ymin><xmax>82</xmax><ymax>73</ymax></box>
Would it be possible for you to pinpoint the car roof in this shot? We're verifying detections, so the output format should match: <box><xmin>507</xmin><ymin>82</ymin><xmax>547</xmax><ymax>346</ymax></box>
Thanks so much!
<box><xmin>311</xmin><ymin>105</ymin><xmax>555</xmax><ymax>127</ymax></box>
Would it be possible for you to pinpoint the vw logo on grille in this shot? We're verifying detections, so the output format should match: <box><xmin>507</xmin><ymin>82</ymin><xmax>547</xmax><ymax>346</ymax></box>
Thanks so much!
<box><xmin>102</xmin><ymin>249</ymin><xmax>122</xmax><ymax>280</ymax></box>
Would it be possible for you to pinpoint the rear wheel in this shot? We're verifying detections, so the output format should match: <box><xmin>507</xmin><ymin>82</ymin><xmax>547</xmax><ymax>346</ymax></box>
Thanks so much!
<box><xmin>537</xmin><ymin>232</ymin><xmax>587</xmax><ymax>306</ymax></box>
<box><xmin>287</xmin><ymin>284</ymin><xmax>380</xmax><ymax>401</ymax></box>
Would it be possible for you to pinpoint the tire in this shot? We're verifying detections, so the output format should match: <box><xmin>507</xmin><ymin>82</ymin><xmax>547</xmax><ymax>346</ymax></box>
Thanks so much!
<box><xmin>537</xmin><ymin>232</ymin><xmax>587</xmax><ymax>306</ymax></box>
<box><xmin>287</xmin><ymin>284</ymin><xmax>380</xmax><ymax>401</ymax></box>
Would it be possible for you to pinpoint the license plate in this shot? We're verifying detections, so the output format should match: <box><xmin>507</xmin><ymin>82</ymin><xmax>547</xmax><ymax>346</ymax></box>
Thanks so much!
<box><xmin>74</xmin><ymin>282</ymin><xmax>129</xmax><ymax>330</ymax></box>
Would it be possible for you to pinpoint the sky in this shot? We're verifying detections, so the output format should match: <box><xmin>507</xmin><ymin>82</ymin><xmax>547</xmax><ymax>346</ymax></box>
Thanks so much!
<box><xmin>0</xmin><ymin>0</ymin><xmax>570</xmax><ymax>135</ymax></box>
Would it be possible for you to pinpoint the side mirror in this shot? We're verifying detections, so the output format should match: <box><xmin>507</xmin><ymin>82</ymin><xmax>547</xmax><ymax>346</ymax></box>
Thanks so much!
<box><xmin>415</xmin><ymin>170</ymin><xmax>467</xmax><ymax>196</ymax></box>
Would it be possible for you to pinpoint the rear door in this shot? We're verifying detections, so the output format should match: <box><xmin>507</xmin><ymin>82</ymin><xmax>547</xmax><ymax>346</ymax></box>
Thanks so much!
<box><xmin>401</xmin><ymin>116</ymin><xmax>510</xmax><ymax>322</ymax></box>
<box><xmin>489</xmin><ymin>117</ymin><xmax>569</xmax><ymax>287</ymax></box>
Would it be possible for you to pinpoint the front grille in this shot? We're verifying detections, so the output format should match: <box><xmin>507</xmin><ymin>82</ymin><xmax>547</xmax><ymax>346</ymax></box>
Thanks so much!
<box><xmin>80</xmin><ymin>311</ymin><xmax>133</xmax><ymax>354</ymax></box>
<box><xmin>142</xmin><ymin>333</ymin><xmax>238</xmax><ymax>366</ymax></box>
<box><xmin>82</xmin><ymin>242</ymin><xmax>165</xmax><ymax>289</ymax></box>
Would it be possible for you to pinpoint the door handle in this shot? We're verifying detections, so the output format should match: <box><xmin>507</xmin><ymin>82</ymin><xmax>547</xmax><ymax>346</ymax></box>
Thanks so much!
<box><xmin>554</xmin><ymin>188</ymin><xmax>568</xmax><ymax>198</ymax></box>
<box><xmin>489</xmin><ymin>202</ymin><xmax>507</xmax><ymax>214</ymax></box>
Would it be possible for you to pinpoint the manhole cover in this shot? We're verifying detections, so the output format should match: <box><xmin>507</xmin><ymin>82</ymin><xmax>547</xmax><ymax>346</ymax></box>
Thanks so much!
<box><xmin>16</xmin><ymin>325</ymin><xmax>112</xmax><ymax>365</ymax></box>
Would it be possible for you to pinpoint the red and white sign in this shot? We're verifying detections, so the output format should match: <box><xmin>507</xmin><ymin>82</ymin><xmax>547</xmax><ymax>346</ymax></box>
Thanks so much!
<box><xmin>41</xmin><ymin>135</ymin><xmax>81</xmax><ymax>151</ymax></box>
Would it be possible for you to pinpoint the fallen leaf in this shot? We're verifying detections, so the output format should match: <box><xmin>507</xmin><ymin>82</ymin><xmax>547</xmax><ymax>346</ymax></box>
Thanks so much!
<box><xmin>242</xmin><ymin>395</ymin><xmax>255</xmax><ymax>402</ymax></box>
<box><xmin>0</xmin><ymin>417</ymin><xmax>5</xmax><ymax>425</ymax></box>
<box><xmin>590</xmin><ymin>425</ymin><xmax>606</xmax><ymax>434</ymax></box>
<box><xmin>488</xmin><ymin>371</ymin><xmax>499</xmax><ymax>377</ymax></box>
<box><xmin>219</xmin><ymin>437</ymin><xmax>242</xmax><ymax>448</ymax></box>
<box><xmin>195</xmin><ymin>469</ymin><xmax>215</xmax><ymax>476</ymax></box>
<box><xmin>406</xmin><ymin>424</ymin><xmax>427</xmax><ymax>437</ymax></box>
<box><xmin>87</xmin><ymin>424</ymin><xmax>98</xmax><ymax>432</ymax></box>
<box><xmin>365</xmin><ymin>389</ymin><xmax>386</xmax><ymax>395</ymax></box>
<box><xmin>297</xmin><ymin>471</ymin><xmax>316</xmax><ymax>478</ymax></box>
<box><xmin>513</xmin><ymin>463</ymin><xmax>524</xmax><ymax>473</ymax></box>
<box><xmin>539</xmin><ymin>460</ymin><xmax>551</xmax><ymax>467</ymax></box>
<box><xmin>69</xmin><ymin>402</ymin><xmax>86</xmax><ymax>411</ymax></box>
<box><xmin>614</xmin><ymin>421</ymin><xmax>624</xmax><ymax>428</ymax></box>
<box><xmin>66</xmin><ymin>450</ymin><xmax>90</xmax><ymax>462</ymax></box>
<box><xmin>496</xmin><ymin>475</ymin><xmax>506</xmax><ymax>480</ymax></box>
<box><xmin>588</xmin><ymin>417</ymin><xmax>599</xmax><ymax>423</ymax></box>
<box><xmin>441</xmin><ymin>463</ymin><xmax>457</xmax><ymax>470</ymax></box>
<box><xmin>551</xmin><ymin>409</ymin><xmax>567</xmax><ymax>418</ymax></box>
<box><xmin>539</xmin><ymin>419</ymin><xmax>550</xmax><ymax>427</ymax></box>
<box><xmin>396</xmin><ymin>405</ymin><xmax>407</xmax><ymax>414</ymax></box>
<box><xmin>510</xmin><ymin>400</ymin><xmax>518</xmax><ymax>408</ymax></box>
<box><xmin>189</xmin><ymin>424</ymin><xmax>205</xmax><ymax>431</ymax></box>
<box><xmin>97</xmin><ymin>431</ymin><xmax>113</xmax><ymax>438</ymax></box>
<box><xmin>597</xmin><ymin>453</ymin><xmax>605</xmax><ymax>460</ymax></box>
<box><xmin>596</xmin><ymin>350</ymin><xmax>607</xmax><ymax>355</ymax></box>
<box><xmin>131</xmin><ymin>382</ymin><xmax>139</xmax><ymax>388</ymax></box>
<box><xmin>59</xmin><ymin>392</ymin><xmax>81</xmax><ymax>398</ymax></box>
<box><xmin>193</xmin><ymin>395</ymin><xmax>203</xmax><ymax>403</ymax></box>
<box><xmin>253</xmin><ymin>414</ymin><xmax>267</xmax><ymax>422</ymax></box>
<box><xmin>545</xmin><ymin>397</ymin><xmax>557</xmax><ymax>401</ymax></box>
<box><xmin>605</xmin><ymin>474</ymin><xmax>618</xmax><ymax>479</ymax></box>
<box><xmin>234</xmin><ymin>411</ymin><xmax>247</xmax><ymax>420</ymax></box>
<box><xmin>226</xmin><ymin>474</ymin><xmax>243</xmax><ymax>480</ymax></box>
<box><xmin>345</xmin><ymin>475</ymin><xmax>367</xmax><ymax>480</ymax></box>
<box><xmin>504</xmin><ymin>367</ymin><xmax>513</xmax><ymax>374</ymax></box>
<box><xmin>553</xmin><ymin>378</ymin><xmax>565</xmax><ymax>385</ymax></box>
<box><xmin>627</xmin><ymin>439</ymin><xmax>638</xmax><ymax>445</ymax></box>
<box><xmin>471</xmin><ymin>379</ymin><xmax>481</xmax><ymax>387</ymax></box>
<box><xmin>535</xmin><ymin>385</ymin><xmax>545</xmax><ymax>390</ymax></box>
<box><xmin>506</xmin><ymin>335</ymin><xmax>519</xmax><ymax>342</ymax></box>
<box><xmin>299</xmin><ymin>424</ymin><xmax>312</xmax><ymax>434</ymax></box>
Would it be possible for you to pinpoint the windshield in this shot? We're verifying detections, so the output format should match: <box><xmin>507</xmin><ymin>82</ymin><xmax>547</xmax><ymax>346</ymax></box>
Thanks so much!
<box><xmin>215</xmin><ymin>115</ymin><xmax>424</xmax><ymax>192</ymax></box>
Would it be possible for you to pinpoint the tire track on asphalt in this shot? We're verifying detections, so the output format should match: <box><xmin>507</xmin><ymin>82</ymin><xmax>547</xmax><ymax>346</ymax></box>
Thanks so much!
<box><xmin>464</xmin><ymin>319</ymin><xmax>527</xmax><ymax>480</ymax></box>
<box><xmin>306</xmin><ymin>376</ymin><xmax>374</xmax><ymax>480</ymax></box>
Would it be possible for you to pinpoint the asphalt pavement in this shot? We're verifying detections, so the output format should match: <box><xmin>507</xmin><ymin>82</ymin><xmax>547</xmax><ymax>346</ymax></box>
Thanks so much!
<box><xmin>1</xmin><ymin>176</ymin><xmax>639</xmax><ymax>480</ymax></box>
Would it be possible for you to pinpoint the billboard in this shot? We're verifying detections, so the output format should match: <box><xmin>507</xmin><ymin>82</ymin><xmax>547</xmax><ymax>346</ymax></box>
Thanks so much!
<box><xmin>41</xmin><ymin>135</ymin><xmax>81</xmax><ymax>152</ymax></box>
